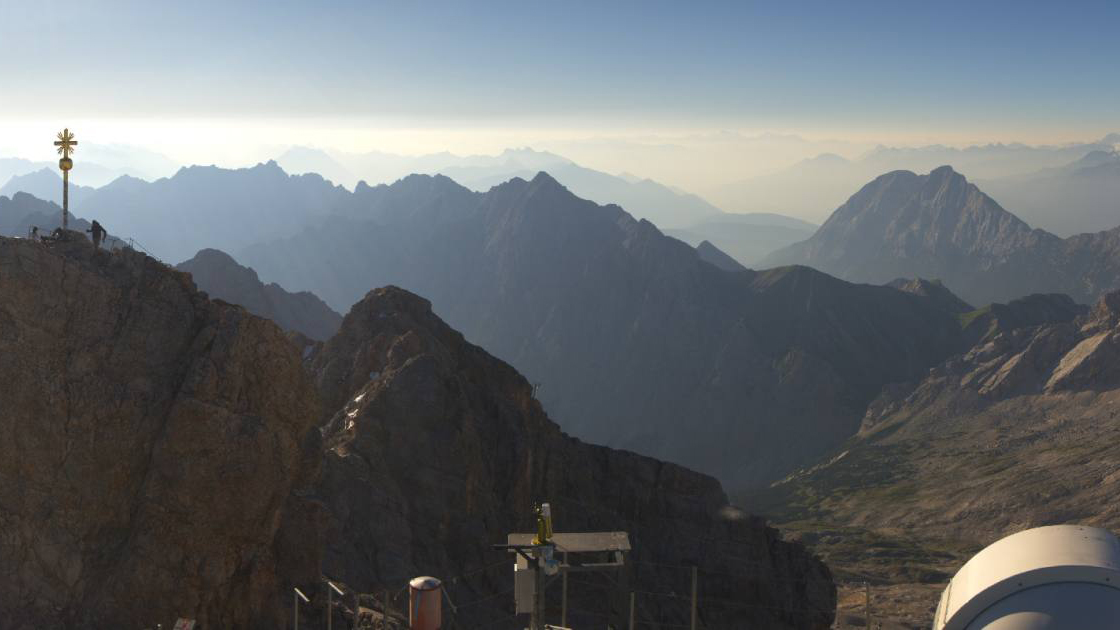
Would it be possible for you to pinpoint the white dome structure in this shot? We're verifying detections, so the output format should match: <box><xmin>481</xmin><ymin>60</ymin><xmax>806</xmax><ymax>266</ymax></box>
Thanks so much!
<box><xmin>933</xmin><ymin>525</ymin><xmax>1120</xmax><ymax>629</ymax></box>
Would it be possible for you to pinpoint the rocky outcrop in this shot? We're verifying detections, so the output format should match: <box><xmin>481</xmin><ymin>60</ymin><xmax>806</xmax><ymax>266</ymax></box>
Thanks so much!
<box><xmin>308</xmin><ymin>286</ymin><xmax>836</xmax><ymax>629</ymax></box>
<box><xmin>177</xmin><ymin>248</ymin><xmax>342</xmax><ymax>340</ymax></box>
<box><xmin>765</xmin><ymin>166</ymin><xmax>1120</xmax><ymax>306</ymax></box>
<box><xmin>887</xmin><ymin>277</ymin><xmax>974</xmax><ymax>314</ymax></box>
<box><xmin>0</xmin><ymin>234</ymin><xmax>321</xmax><ymax>629</ymax></box>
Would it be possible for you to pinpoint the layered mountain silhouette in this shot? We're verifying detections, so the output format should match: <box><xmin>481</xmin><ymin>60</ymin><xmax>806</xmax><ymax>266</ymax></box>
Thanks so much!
<box><xmin>64</xmin><ymin>161</ymin><xmax>348</xmax><ymax>263</ymax></box>
<box><xmin>765</xmin><ymin>166</ymin><xmax>1120</xmax><ymax>306</ymax></box>
<box><xmin>279</xmin><ymin>145</ymin><xmax>731</xmax><ymax>229</ymax></box>
<box><xmin>980</xmin><ymin>149</ymin><xmax>1120</xmax><ymax>236</ymax></box>
<box><xmin>0</xmin><ymin>191</ymin><xmax>110</xmax><ymax>242</ymax></box>
<box><xmin>695</xmin><ymin>240</ymin><xmax>746</xmax><ymax>271</ymax></box>
<box><xmin>665</xmin><ymin>212</ymin><xmax>817</xmax><ymax>266</ymax></box>
<box><xmin>241</xmin><ymin>171</ymin><xmax>967</xmax><ymax>489</ymax></box>
<box><xmin>176</xmin><ymin>248</ymin><xmax>342</xmax><ymax>340</ymax></box>
<box><xmin>0</xmin><ymin>234</ymin><xmax>835</xmax><ymax>628</ymax></box>
<box><xmin>712</xmin><ymin>135</ymin><xmax>1119</xmax><ymax>224</ymax></box>
<box><xmin>0</xmin><ymin>167</ymin><xmax>97</xmax><ymax>207</ymax></box>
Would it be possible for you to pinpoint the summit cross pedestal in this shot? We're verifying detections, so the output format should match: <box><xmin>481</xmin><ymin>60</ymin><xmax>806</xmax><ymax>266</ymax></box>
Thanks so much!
<box><xmin>54</xmin><ymin>128</ymin><xmax>78</xmax><ymax>231</ymax></box>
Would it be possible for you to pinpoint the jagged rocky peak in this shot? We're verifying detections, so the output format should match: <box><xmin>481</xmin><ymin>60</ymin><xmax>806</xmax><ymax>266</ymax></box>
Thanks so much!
<box><xmin>887</xmin><ymin>277</ymin><xmax>974</xmax><ymax>313</ymax></box>
<box><xmin>761</xmin><ymin>165</ymin><xmax>1109</xmax><ymax>306</ymax></box>
<box><xmin>308</xmin><ymin>286</ymin><xmax>836</xmax><ymax>629</ymax></box>
<box><xmin>0</xmin><ymin>235</ymin><xmax>321</xmax><ymax>628</ymax></box>
<box><xmin>696</xmin><ymin>239</ymin><xmax>747</xmax><ymax>271</ymax></box>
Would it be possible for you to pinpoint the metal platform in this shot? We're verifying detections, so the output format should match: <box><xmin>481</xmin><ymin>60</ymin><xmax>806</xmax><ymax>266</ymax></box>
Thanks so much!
<box><xmin>506</xmin><ymin>531</ymin><xmax>631</xmax><ymax>553</ymax></box>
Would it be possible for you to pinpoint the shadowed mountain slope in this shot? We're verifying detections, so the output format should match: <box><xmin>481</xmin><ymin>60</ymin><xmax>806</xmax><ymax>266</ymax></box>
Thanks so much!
<box><xmin>300</xmin><ymin>286</ymin><xmax>836</xmax><ymax>629</ymax></box>
<box><xmin>243</xmin><ymin>172</ymin><xmax>965</xmax><ymax>489</ymax></box>
<box><xmin>758</xmin><ymin>290</ymin><xmax>1120</xmax><ymax>626</ymax></box>
<box><xmin>695</xmin><ymin>239</ymin><xmax>747</xmax><ymax>271</ymax></box>
<box><xmin>177</xmin><ymin>248</ymin><xmax>342</xmax><ymax>340</ymax></box>
<box><xmin>0</xmin><ymin>235</ymin><xmax>836</xmax><ymax>629</ymax></box>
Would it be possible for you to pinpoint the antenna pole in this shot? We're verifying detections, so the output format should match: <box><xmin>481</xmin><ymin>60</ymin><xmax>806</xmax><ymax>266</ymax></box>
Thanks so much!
<box><xmin>62</xmin><ymin>169</ymin><xmax>69</xmax><ymax>230</ymax></box>
<box><xmin>561</xmin><ymin>559</ymin><xmax>569</xmax><ymax>628</ymax></box>
<box><xmin>629</xmin><ymin>591</ymin><xmax>636</xmax><ymax>630</ymax></box>
<box><xmin>691</xmin><ymin>566</ymin><xmax>698</xmax><ymax>630</ymax></box>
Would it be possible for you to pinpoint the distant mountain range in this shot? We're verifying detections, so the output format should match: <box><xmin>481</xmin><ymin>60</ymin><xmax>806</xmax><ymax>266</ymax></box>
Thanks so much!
<box><xmin>52</xmin><ymin>161</ymin><xmax>348</xmax><ymax>263</ymax></box>
<box><xmin>239</xmin><ymin>171</ymin><xmax>970</xmax><ymax>489</ymax></box>
<box><xmin>764</xmin><ymin>166</ymin><xmax>1120</xmax><ymax>306</ymax></box>
<box><xmin>714</xmin><ymin>134</ymin><xmax>1120</xmax><ymax>227</ymax></box>
<box><xmin>979</xmin><ymin>149</ymin><xmax>1120</xmax><ymax>236</ymax></box>
<box><xmin>0</xmin><ymin>168</ymin><xmax>97</xmax><ymax>207</ymax></box>
<box><xmin>0</xmin><ymin>144</ymin><xmax>179</xmax><ymax>189</ymax></box>
<box><xmin>7</xmin><ymin>151</ymin><xmax>1117</xmax><ymax>494</ymax></box>
<box><xmin>1</xmin><ymin>157</ymin><xmax>807</xmax><ymax>268</ymax></box>
<box><xmin>279</xmin><ymin>146</ymin><xmax>728</xmax><ymax>229</ymax></box>
<box><xmin>665</xmin><ymin>212</ymin><xmax>817</xmax><ymax>266</ymax></box>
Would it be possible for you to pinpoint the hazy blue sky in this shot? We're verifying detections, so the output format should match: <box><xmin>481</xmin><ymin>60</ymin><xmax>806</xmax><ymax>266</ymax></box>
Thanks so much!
<box><xmin>1</xmin><ymin>1</ymin><xmax>1117</xmax><ymax>173</ymax></box>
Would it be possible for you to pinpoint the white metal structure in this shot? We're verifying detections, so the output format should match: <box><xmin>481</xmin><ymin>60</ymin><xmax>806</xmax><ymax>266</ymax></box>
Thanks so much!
<box><xmin>933</xmin><ymin>525</ymin><xmax>1120</xmax><ymax>629</ymax></box>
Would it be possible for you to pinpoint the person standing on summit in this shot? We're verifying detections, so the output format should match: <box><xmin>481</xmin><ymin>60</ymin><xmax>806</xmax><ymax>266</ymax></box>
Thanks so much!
<box><xmin>87</xmin><ymin>220</ymin><xmax>106</xmax><ymax>250</ymax></box>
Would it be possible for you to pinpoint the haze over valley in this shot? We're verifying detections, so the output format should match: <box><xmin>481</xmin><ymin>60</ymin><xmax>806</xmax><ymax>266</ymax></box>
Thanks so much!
<box><xmin>3</xmin><ymin>2</ymin><xmax>1120</xmax><ymax>628</ymax></box>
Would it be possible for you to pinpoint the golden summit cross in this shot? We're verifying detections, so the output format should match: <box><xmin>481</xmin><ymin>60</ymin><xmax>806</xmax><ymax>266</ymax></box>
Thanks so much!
<box><xmin>54</xmin><ymin>128</ymin><xmax>77</xmax><ymax>159</ymax></box>
<box><xmin>54</xmin><ymin>128</ymin><xmax>77</xmax><ymax>230</ymax></box>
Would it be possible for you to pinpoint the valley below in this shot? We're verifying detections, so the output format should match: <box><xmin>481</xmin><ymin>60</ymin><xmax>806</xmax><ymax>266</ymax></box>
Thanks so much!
<box><xmin>753</xmin><ymin>292</ymin><xmax>1120</xmax><ymax>628</ymax></box>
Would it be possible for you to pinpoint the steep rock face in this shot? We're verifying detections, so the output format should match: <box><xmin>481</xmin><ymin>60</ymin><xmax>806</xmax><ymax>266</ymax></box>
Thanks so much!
<box><xmin>243</xmin><ymin>172</ymin><xmax>964</xmax><ymax>489</ymax></box>
<box><xmin>765</xmin><ymin>166</ymin><xmax>1120</xmax><ymax>305</ymax></box>
<box><xmin>177</xmin><ymin>248</ymin><xmax>342</xmax><ymax>340</ymax></box>
<box><xmin>306</xmin><ymin>287</ymin><xmax>835</xmax><ymax>629</ymax></box>
<box><xmin>0</xmin><ymin>235</ymin><xmax>320</xmax><ymax>629</ymax></box>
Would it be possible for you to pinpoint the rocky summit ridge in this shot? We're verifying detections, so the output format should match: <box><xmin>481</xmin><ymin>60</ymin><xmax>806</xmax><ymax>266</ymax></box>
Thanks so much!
<box><xmin>0</xmin><ymin>232</ymin><xmax>321</xmax><ymax>628</ymax></box>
